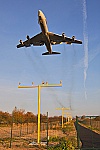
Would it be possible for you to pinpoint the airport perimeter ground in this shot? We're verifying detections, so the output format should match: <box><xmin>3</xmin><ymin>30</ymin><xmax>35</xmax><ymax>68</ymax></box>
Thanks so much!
<box><xmin>0</xmin><ymin>130</ymin><xmax>76</xmax><ymax>150</ymax></box>
<box><xmin>0</xmin><ymin>122</ymin><xmax>77</xmax><ymax>150</ymax></box>
<box><xmin>1</xmin><ymin>121</ymin><xmax>100</xmax><ymax>149</ymax></box>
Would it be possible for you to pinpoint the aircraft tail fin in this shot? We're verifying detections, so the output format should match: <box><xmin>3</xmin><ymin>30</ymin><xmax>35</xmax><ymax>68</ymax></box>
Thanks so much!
<box><xmin>42</xmin><ymin>51</ymin><xmax>61</xmax><ymax>55</ymax></box>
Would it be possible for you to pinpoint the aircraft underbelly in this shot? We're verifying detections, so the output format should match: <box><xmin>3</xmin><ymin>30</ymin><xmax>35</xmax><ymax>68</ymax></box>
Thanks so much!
<box><xmin>40</xmin><ymin>22</ymin><xmax>48</xmax><ymax>35</ymax></box>
<box><xmin>44</xmin><ymin>35</ymin><xmax>52</xmax><ymax>53</ymax></box>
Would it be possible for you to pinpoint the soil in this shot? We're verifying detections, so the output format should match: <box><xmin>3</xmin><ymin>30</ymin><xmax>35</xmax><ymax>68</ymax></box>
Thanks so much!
<box><xmin>0</xmin><ymin>122</ymin><xmax>77</xmax><ymax>149</ymax></box>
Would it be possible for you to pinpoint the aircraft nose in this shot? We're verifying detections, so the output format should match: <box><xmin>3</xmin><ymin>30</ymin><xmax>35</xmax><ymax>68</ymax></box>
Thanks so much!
<box><xmin>38</xmin><ymin>10</ymin><xmax>41</xmax><ymax>16</ymax></box>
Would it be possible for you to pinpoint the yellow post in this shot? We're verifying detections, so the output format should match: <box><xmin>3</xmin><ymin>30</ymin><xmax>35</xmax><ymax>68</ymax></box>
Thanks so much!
<box><xmin>56</xmin><ymin>107</ymin><xmax>70</xmax><ymax>128</ymax></box>
<box><xmin>62</xmin><ymin>108</ymin><xmax>64</xmax><ymax>128</ymax></box>
<box><xmin>18</xmin><ymin>81</ymin><xmax>62</xmax><ymax>144</ymax></box>
<box><xmin>38</xmin><ymin>85</ymin><xmax>41</xmax><ymax>144</ymax></box>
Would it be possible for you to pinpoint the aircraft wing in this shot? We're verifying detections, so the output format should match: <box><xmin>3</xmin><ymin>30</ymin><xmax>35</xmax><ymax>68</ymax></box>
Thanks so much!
<box><xmin>48</xmin><ymin>32</ymin><xmax>82</xmax><ymax>45</ymax></box>
<box><xmin>17</xmin><ymin>32</ymin><xmax>45</xmax><ymax>48</ymax></box>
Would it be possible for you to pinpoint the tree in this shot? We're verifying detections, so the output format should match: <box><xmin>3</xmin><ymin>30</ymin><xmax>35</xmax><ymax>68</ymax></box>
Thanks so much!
<box><xmin>24</xmin><ymin>112</ymin><xmax>36</xmax><ymax>123</ymax></box>
<box><xmin>94</xmin><ymin>116</ymin><xmax>100</xmax><ymax>121</ymax></box>
<box><xmin>12</xmin><ymin>107</ymin><xmax>25</xmax><ymax>124</ymax></box>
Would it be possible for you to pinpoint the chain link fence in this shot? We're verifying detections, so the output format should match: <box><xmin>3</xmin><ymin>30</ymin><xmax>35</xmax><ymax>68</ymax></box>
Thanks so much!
<box><xmin>0</xmin><ymin>121</ymin><xmax>64</xmax><ymax>149</ymax></box>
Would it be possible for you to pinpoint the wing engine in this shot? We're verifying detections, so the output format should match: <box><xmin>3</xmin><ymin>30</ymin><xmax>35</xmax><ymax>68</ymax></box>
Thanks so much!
<box><xmin>17</xmin><ymin>38</ymin><xmax>31</xmax><ymax>48</ymax></box>
<box><xmin>26</xmin><ymin>35</ymin><xmax>30</xmax><ymax>40</ymax></box>
<box><xmin>62</xmin><ymin>32</ymin><xmax>66</xmax><ymax>38</ymax></box>
<box><xmin>19</xmin><ymin>40</ymin><xmax>23</xmax><ymax>45</ymax></box>
<box><xmin>72</xmin><ymin>36</ymin><xmax>75</xmax><ymax>41</ymax></box>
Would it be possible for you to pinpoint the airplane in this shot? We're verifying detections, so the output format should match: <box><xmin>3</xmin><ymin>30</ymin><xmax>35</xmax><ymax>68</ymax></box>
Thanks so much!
<box><xmin>17</xmin><ymin>10</ymin><xmax>82</xmax><ymax>55</ymax></box>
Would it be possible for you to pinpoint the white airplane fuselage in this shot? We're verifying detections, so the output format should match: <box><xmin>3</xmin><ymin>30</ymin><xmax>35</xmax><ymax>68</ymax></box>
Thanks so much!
<box><xmin>38</xmin><ymin>10</ymin><xmax>52</xmax><ymax>54</ymax></box>
<box><xmin>17</xmin><ymin>10</ymin><xmax>82</xmax><ymax>55</ymax></box>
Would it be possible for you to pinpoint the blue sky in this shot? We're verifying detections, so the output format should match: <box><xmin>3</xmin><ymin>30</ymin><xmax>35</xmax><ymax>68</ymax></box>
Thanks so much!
<box><xmin>0</xmin><ymin>0</ymin><xmax>100</xmax><ymax>117</ymax></box>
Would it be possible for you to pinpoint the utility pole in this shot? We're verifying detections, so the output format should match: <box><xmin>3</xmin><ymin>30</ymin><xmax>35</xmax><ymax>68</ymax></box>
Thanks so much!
<box><xmin>56</xmin><ymin>107</ymin><xmax>70</xmax><ymax>128</ymax></box>
<box><xmin>18</xmin><ymin>81</ymin><xmax>62</xmax><ymax>144</ymax></box>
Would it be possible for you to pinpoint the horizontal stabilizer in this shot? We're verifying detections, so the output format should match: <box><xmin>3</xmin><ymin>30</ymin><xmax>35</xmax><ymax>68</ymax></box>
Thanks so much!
<box><xmin>42</xmin><ymin>51</ymin><xmax>61</xmax><ymax>55</ymax></box>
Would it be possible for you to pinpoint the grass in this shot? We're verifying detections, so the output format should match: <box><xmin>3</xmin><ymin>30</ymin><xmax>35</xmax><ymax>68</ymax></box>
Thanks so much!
<box><xmin>0</xmin><ymin>121</ymin><xmax>77</xmax><ymax>149</ymax></box>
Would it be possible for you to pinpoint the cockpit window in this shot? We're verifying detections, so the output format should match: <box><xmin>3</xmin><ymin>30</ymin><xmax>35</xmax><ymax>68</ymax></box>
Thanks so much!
<box><xmin>39</xmin><ymin>16</ymin><xmax>41</xmax><ymax>19</ymax></box>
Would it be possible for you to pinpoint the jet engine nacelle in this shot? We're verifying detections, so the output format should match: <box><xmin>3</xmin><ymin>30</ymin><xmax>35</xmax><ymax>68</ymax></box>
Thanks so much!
<box><xmin>62</xmin><ymin>32</ymin><xmax>66</xmax><ymax>38</ymax></box>
<box><xmin>26</xmin><ymin>35</ymin><xmax>30</xmax><ymax>40</ymax></box>
<box><xmin>72</xmin><ymin>36</ymin><xmax>75</xmax><ymax>41</ymax></box>
<box><xmin>19</xmin><ymin>40</ymin><xmax>23</xmax><ymax>45</ymax></box>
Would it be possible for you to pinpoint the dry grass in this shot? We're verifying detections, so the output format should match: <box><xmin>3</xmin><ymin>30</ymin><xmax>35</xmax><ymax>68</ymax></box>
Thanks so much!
<box><xmin>0</xmin><ymin>122</ymin><xmax>76</xmax><ymax>149</ymax></box>
<box><xmin>0</xmin><ymin>129</ymin><xmax>66</xmax><ymax>149</ymax></box>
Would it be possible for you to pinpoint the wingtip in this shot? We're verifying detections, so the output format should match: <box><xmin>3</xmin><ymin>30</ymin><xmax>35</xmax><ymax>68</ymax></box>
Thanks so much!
<box><xmin>80</xmin><ymin>41</ymin><xmax>82</xmax><ymax>44</ymax></box>
<box><xmin>16</xmin><ymin>45</ymin><xmax>19</xmax><ymax>48</ymax></box>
